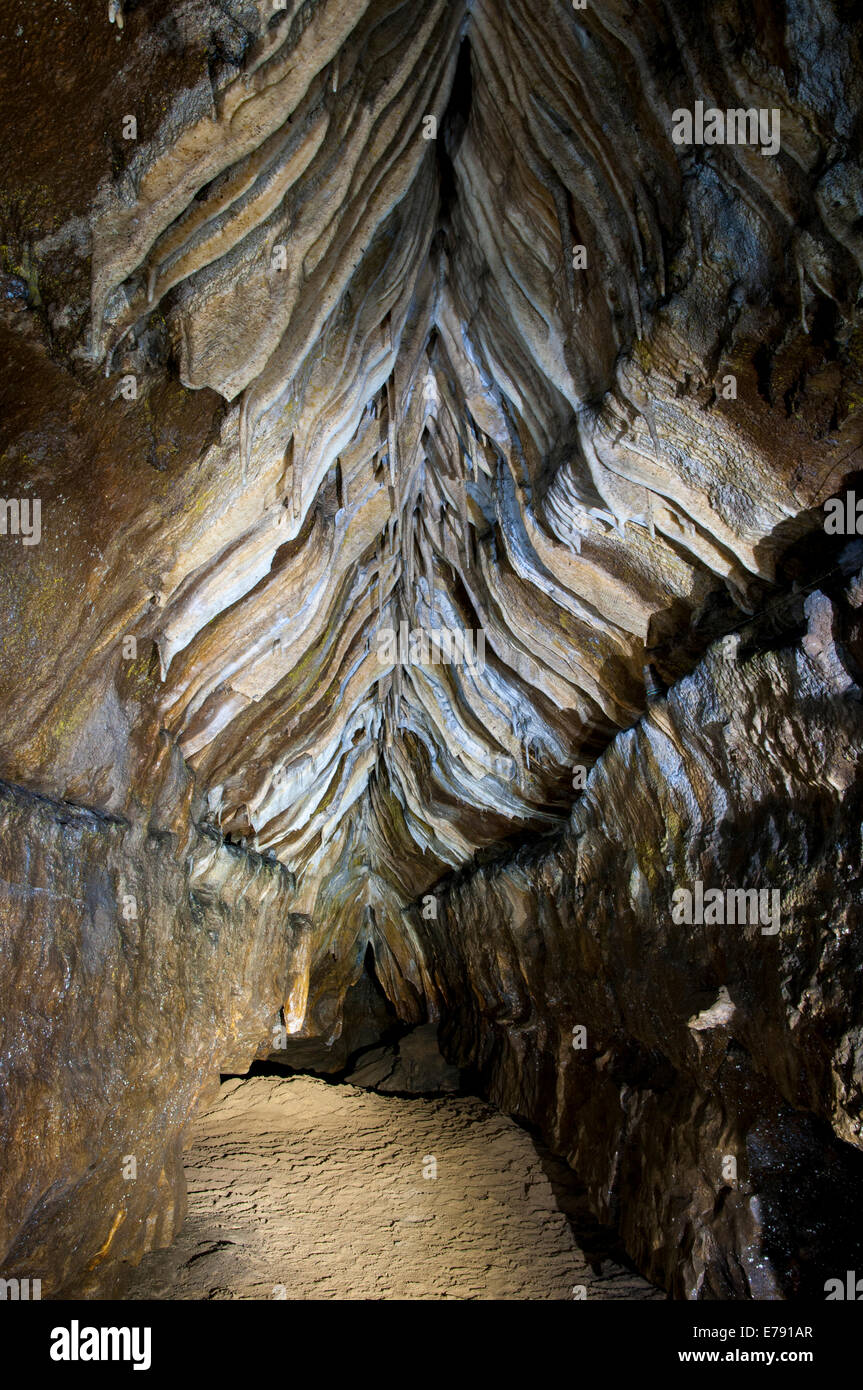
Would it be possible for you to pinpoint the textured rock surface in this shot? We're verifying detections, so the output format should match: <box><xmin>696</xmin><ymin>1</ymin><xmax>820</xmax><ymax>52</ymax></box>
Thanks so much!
<box><xmin>420</xmin><ymin>583</ymin><xmax>863</xmax><ymax>1298</ymax></box>
<box><xmin>344</xmin><ymin>1021</ymin><xmax>463</xmax><ymax>1093</ymax></box>
<box><xmin>0</xmin><ymin>0</ymin><xmax>861</xmax><ymax>1302</ymax></box>
<box><xmin>117</xmin><ymin>1074</ymin><xmax>662</xmax><ymax>1300</ymax></box>
<box><xmin>1</xmin><ymin>0</ymin><xmax>861</xmax><ymax>1023</ymax></box>
<box><xmin>265</xmin><ymin>958</ymin><xmax>401</xmax><ymax>1074</ymax></box>
<box><xmin>0</xmin><ymin>780</ymin><xmax>298</xmax><ymax>1297</ymax></box>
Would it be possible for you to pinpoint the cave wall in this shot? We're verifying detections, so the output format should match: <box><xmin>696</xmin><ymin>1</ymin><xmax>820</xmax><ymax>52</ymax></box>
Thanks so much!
<box><xmin>420</xmin><ymin>579</ymin><xmax>863</xmax><ymax>1298</ymax></box>
<box><xmin>0</xmin><ymin>780</ymin><xmax>299</xmax><ymax>1297</ymax></box>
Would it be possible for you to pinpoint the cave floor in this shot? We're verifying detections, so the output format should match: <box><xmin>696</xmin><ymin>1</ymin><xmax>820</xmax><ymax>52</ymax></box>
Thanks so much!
<box><xmin>117</xmin><ymin>1075</ymin><xmax>662</xmax><ymax>1301</ymax></box>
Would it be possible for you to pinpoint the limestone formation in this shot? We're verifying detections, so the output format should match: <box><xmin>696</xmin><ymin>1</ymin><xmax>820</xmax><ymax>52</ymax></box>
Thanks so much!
<box><xmin>0</xmin><ymin>0</ymin><xmax>862</xmax><ymax>1299</ymax></box>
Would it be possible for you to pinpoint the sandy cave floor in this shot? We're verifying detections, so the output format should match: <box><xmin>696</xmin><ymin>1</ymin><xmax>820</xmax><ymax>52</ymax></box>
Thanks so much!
<box><xmin>117</xmin><ymin>1075</ymin><xmax>663</xmax><ymax>1301</ymax></box>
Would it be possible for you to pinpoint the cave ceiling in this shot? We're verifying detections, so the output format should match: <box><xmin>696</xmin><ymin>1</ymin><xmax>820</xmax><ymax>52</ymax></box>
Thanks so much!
<box><xmin>4</xmin><ymin>0</ymin><xmax>861</xmax><ymax>1011</ymax></box>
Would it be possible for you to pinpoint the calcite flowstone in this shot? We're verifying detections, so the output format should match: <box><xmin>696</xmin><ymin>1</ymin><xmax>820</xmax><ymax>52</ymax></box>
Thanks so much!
<box><xmin>0</xmin><ymin>782</ymin><xmax>298</xmax><ymax>1297</ymax></box>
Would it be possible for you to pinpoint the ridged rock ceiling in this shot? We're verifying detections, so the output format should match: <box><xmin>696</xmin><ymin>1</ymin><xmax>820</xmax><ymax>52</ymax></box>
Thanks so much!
<box><xmin>74</xmin><ymin>0</ymin><xmax>861</xmax><ymax>1006</ymax></box>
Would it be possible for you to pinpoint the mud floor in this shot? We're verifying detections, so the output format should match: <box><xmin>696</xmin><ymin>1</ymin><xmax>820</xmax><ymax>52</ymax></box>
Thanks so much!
<box><xmin>118</xmin><ymin>1075</ymin><xmax>663</xmax><ymax>1301</ymax></box>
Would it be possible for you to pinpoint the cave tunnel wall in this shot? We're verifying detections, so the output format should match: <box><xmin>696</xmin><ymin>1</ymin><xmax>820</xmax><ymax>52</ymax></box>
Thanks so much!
<box><xmin>420</xmin><ymin>587</ymin><xmax>863</xmax><ymax>1299</ymax></box>
<box><xmin>0</xmin><ymin>781</ymin><xmax>300</xmax><ymax>1298</ymax></box>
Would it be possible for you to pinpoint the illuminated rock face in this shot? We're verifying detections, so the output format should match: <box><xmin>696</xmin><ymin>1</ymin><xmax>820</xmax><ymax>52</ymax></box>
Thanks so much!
<box><xmin>0</xmin><ymin>780</ymin><xmax>299</xmax><ymax>1297</ymax></box>
<box><xmin>0</xmin><ymin>0</ymin><xmax>862</xmax><ymax>1295</ymax></box>
<box><xmin>423</xmin><ymin>588</ymin><xmax>863</xmax><ymax>1299</ymax></box>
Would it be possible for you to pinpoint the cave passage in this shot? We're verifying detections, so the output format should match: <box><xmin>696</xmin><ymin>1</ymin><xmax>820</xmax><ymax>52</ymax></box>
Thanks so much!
<box><xmin>1</xmin><ymin>0</ymin><xmax>862</xmax><ymax>1323</ymax></box>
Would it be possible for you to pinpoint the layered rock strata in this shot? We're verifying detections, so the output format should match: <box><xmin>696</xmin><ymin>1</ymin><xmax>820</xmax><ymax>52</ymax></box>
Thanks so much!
<box><xmin>0</xmin><ymin>780</ymin><xmax>298</xmax><ymax>1297</ymax></box>
<box><xmin>420</xmin><ymin>579</ymin><xmax>863</xmax><ymax>1298</ymax></box>
<box><xmin>117</xmin><ymin>1073</ymin><xmax>663</xmax><ymax>1301</ymax></box>
<box><xmin>1</xmin><ymin>0</ymin><xmax>860</xmax><ymax>1002</ymax></box>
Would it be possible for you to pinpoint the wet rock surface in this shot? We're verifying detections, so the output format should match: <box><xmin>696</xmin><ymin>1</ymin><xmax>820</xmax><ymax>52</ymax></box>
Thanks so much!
<box><xmin>0</xmin><ymin>781</ymin><xmax>299</xmax><ymax>1298</ymax></box>
<box><xmin>263</xmin><ymin>953</ymin><xmax>402</xmax><ymax>1075</ymax></box>
<box><xmin>1</xmin><ymin>0</ymin><xmax>861</xmax><ymax>1004</ymax></box>
<box><xmin>421</xmin><ymin>585</ymin><xmax>863</xmax><ymax>1298</ymax></box>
